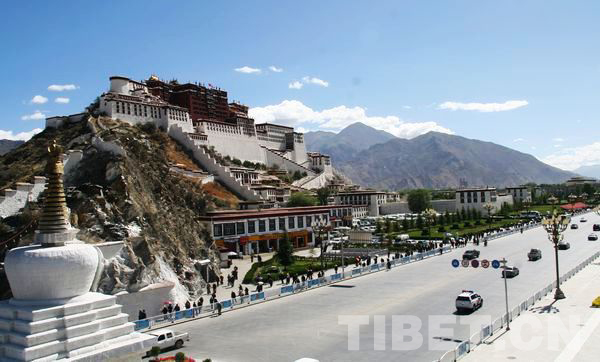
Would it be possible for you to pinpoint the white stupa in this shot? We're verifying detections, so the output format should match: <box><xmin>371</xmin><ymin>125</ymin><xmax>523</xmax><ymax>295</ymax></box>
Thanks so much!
<box><xmin>0</xmin><ymin>141</ymin><xmax>154</xmax><ymax>361</ymax></box>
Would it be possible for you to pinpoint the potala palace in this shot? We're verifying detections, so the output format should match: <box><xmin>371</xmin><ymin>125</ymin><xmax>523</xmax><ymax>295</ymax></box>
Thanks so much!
<box><xmin>45</xmin><ymin>75</ymin><xmax>342</xmax><ymax>204</ymax></box>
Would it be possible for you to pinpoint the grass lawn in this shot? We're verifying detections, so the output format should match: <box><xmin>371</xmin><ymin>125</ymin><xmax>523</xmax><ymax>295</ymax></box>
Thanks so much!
<box><xmin>242</xmin><ymin>255</ymin><xmax>349</xmax><ymax>284</ymax></box>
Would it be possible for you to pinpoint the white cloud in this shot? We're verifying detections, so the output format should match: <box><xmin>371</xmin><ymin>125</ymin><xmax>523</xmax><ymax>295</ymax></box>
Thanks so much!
<box><xmin>21</xmin><ymin>111</ymin><xmax>46</xmax><ymax>121</ymax></box>
<box><xmin>234</xmin><ymin>66</ymin><xmax>261</xmax><ymax>74</ymax></box>
<box><xmin>513</xmin><ymin>138</ymin><xmax>525</xmax><ymax>142</ymax></box>
<box><xmin>0</xmin><ymin>128</ymin><xmax>42</xmax><ymax>141</ymax></box>
<box><xmin>552</xmin><ymin>137</ymin><xmax>564</xmax><ymax>142</ymax></box>
<box><xmin>269</xmin><ymin>66</ymin><xmax>283</xmax><ymax>73</ymax></box>
<box><xmin>543</xmin><ymin>142</ymin><xmax>600</xmax><ymax>171</ymax></box>
<box><xmin>402</xmin><ymin>105</ymin><xmax>412</xmax><ymax>109</ymax></box>
<box><xmin>48</xmin><ymin>84</ymin><xmax>78</xmax><ymax>91</ymax></box>
<box><xmin>438</xmin><ymin>100</ymin><xmax>528</xmax><ymax>112</ymax></box>
<box><xmin>302</xmin><ymin>76</ymin><xmax>329</xmax><ymax>87</ymax></box>
<box><xmin>249</xmin><ymin>100</ymin><xmax>453</xmax><ymax>138</ymax></box>
<box><xmin>288</xmin><ymin>81</ymin><xmax>303</xmax><ymax>89</ymax></box>
<box><xmin>55</xmin><ymin>97</ymin><xmax>70</xmax><ymax>104</ymax></box>
<box><xmin>30</xmin><ymin>95</ymin><xmax>48</xmax><ymax>104</ymax></box>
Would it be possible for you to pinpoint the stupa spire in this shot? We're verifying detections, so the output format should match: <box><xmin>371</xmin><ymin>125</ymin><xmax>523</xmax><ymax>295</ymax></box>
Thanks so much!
<box><xmin>36</xmin><ymin>140</ymin><xmax>71</xmax><ymax>244</ymax></box>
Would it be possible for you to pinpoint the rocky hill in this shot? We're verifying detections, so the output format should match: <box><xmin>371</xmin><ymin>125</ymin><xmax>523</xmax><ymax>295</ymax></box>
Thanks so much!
<box><xmin>0</xmin><ymin>116</ymin><xmax>236</xmax><ymax>302</ymax></box>
<box><xmin>336</xmin><ymin>131</ymin><xmax>575</xmax><ymax>189</ymax></box>
<box><xmin>0</xmin><ymin>140</ymin><xmax>23</xmax><ymax>155</ymax></box>
<box><xmin>304</xmin><ymin>122</ymin><xmax>396</xmax><ymax>163</ymax></box>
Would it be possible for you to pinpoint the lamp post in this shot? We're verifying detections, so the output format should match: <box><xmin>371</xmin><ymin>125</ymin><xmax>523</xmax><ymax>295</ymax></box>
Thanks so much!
<box><xmin>541</xmin><ymin>210</ymin><xmax>570</xmax><ymax>300</ymax></box>
<box><xmin>483</xmin><ymin>202</ymin><xmax>494</xmax><ymax>223</ymax></box>
<box><xmin>311</xmin><ymin>219</ymin><xmax>328</xmax><ymax>270</ymax></box>
<box><xmin>500</xmin><ymin>258</ymin><xmax>510</xmax><ymax>330</ymax></box>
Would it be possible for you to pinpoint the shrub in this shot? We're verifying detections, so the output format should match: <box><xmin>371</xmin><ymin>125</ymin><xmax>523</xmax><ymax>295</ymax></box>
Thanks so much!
<box><xmin>475</xmin><ymin>220</ymin><xmax>482</xmax><ymax>225</ymax></box>
<box><xmin>421</xmin><ymin>228</ymin><xmax>430</xmax><ymax>236</ymax></box>
<box><xmin>437</xmin><ymin>226</ymin><xmax>446</xmax><ymax>232</ymax></box>
<box><xmin>463</xmin><ymin>221</ymin><xmax>471</xmax><ymax>227</ymax></box>
<box><xmin>451</xmin><ymin>223</ymin><xmax>460</xmax><ymax>230</ymax></box>
<box><xmin>175</xmin><ymin>352</ymin><xmax>186</xmax><ymax>362</ymax></box>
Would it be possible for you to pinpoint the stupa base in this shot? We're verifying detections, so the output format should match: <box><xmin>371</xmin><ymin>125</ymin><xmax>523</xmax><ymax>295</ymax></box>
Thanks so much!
<box><xmin>0</xmin><ymin>293</ymin><xmax>154</xmax><ymax>361</ymax></box>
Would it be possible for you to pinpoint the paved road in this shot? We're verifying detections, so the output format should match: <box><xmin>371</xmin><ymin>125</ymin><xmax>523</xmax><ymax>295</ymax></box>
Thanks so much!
<box><xmin>163</xmin><ymin>213</ymin><xmax>600</xmax><ymax>362</ymax></box>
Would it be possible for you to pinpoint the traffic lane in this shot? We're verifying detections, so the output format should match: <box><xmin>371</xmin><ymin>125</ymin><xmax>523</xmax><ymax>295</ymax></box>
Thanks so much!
<box><xmin>166</xmin><ymin>213</ymin><xmax>600</xmax><ymax>361</ymax></box>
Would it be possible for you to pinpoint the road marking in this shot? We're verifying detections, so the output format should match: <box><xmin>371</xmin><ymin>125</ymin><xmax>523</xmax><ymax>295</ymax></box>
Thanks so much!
<box><xmin>554</xmin><ymin>311</ymin><xmax>600</xmax><ymax>362</ymax></box>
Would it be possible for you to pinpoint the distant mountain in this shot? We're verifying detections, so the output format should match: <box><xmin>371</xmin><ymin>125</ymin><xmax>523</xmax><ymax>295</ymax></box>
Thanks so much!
<box><xmin>336</xmin><ymin>131</ymin><xmax>575</xmax><ymax>189</ymax></box>
<box><xmin>304</xmin><ymin>122</ymin><xmax>396</xmax><ymax>162</ymax></box>
<box><xmin>573</xmin><ymin>164</ymin><xmax>600</xmax><ymax>179</ymax></box>
<box><xmin>0</xmin><ymin>140</ymin><xmax>24</xmax><ymax>155</ymax></box>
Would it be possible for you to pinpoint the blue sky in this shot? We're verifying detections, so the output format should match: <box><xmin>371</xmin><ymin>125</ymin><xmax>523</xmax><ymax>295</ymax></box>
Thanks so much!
<box><xmin>1</xmin><ymin>1</ymin><xmax>599</xmax><ymax>170</ymax></box>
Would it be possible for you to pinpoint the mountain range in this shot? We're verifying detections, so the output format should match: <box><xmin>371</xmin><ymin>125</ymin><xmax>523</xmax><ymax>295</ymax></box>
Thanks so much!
<box><xmin>573</xmin><ymin>164</ymin><xmax>600</xmax><ymax>179</ymax></box>
<box><xmin>305</xmin><ymin>123</ymin><xmax>575</xmax><ymax>189</ymax></box>
<box><xmin>304</xmin><ymin>123</ymin><xmax>396</xmax><ymax>163</ymax></box>
<box><xmin>0</xmin><ymin>140</ymin><xmax>23</xmax><ymax>155</ymax></box>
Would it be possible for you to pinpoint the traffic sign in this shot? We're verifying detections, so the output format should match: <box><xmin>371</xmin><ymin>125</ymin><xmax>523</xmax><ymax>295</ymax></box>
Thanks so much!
<box><xmin>462</xmin><ymin>260</ymin><xmax>469</xmax><ymax>267</ymax></box>
<box><xmin>451</xmin><ymin>259</ymin><xmax>460</xmax><ymax>268</ymax></box>
<box><xmin>492</xmin><ymin>260</ymin><xmax>500</xmax><ymax>269</ymax></box>
<box><xmin>481</xmin><ymin>259</ymin><xmax>490</xmax><ymax>268</ymax></box>
<box><xmin>471</xmin><ymin>259</ymin><xmax>480</xmax><ymax>268</ymax></box>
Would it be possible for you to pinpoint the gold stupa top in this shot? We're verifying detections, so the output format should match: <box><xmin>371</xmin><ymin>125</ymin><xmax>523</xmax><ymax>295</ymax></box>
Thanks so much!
<box><xmin>37</xmin><ymin>140</ymin><xmax>70</xmax><ymax>235</ymax></box>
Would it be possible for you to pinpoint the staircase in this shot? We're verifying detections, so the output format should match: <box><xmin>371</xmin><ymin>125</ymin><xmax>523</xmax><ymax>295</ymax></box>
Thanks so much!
<box><xmin>168</xmin><ymin>125</ymin><xmax>263</xmax><ymax>201</ymax></box>
<box><xmin>261</xmin><ymin>146</ymin><xmax>316</xmax><ymax>176</ymax></box>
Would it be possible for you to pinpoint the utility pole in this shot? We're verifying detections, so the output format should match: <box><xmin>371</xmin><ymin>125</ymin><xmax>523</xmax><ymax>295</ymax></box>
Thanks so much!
<box><xmin>501</xmin><ymin>257</ymin><xmax>510</xmax><ymax>330</ymax></box>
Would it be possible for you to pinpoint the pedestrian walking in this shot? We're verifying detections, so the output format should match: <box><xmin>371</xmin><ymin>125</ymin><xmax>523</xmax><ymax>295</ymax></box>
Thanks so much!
<box><xmin>185</xmin><ymin>300</ymin><xmax>191</xmax><ymax>310</ymax></box>
<box><xmin>192</xmin><ymin>302</ymin><xmax>197</xmax><ymax>317</ymax></box>
<box><xmin>334</xmin><ymin>265</ymin><xmax>338</xmax><ymax>274</ymax></box>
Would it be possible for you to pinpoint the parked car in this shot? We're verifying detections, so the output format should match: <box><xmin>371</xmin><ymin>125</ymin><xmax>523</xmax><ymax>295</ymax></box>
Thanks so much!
<box><xmin>570</xmin><ymin>224</ymin><xmax>579</xmax><ymax>230</ymax></box>
<box><xmin>528</xmin><ymin>248</ymin><xmax>542</xmax><ymax>261</ymax></box>
<box><xmin>593</xmin><ymin>224</ymin><xmax>600</xmax><ymax>232</ymax></box>
<box><xmin>580</xmin><ymin>217</ymin><xmax>587</xmax><ymax>223</ymax></box>
<box><xmin>592</xmin><ymin>296</ymin><xmax>600</xmax><ymax>308</ymax></box>
<box><xmin>588</xmin><ymin>233</ymin><xmax>598</xmax><ymax>241</ymax></box>
<box><xmin>502</xmin><ymin>266</ymin><xmax>520</xmax><ymax>278</ymax></box>
<box><xmin>462</xmin><ymin>250</ymin><xmax>480</xmax><ymax>260</ymax></box>
<box><xmin>455</xmin><ymin>290</ymin><xmax>483</xmax><ymax>313</ymax></box>
<box><xmin>558</xmin><ymin>242</ymin><xmax>571</xmax><ymax>250</ymax></box>
<box><xmin>145</xmin><ymin>329</ymin><xmax>189</xmax><ymax>355</ymax></box>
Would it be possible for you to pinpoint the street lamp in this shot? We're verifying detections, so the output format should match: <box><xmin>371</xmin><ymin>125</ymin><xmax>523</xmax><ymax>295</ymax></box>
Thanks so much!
<box><xmin>311</xmin><ymin>218</ymin><xmax>329</xmax><ymax>269</ymax></box>
<box><xmin>483</xmin><ymin>202</ymin><xmax>494</xmax><ymax>223</ymax></box>
<box><xmin>541</xmin><ymin>210</ymin><xmax>570</xmax><ymax>300</ymax></box>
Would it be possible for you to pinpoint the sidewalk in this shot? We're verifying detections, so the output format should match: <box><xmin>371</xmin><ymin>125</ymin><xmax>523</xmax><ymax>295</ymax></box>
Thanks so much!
<box><xmin>463</xmin><ymin>260</ymin><xmax>600</xmax><ymax>362</ymax></box>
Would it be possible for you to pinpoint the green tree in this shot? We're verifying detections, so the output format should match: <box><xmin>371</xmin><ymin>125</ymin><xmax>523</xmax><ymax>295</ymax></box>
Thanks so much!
<box><xmin>402</xmin><ymin>218</ymin><xmax>409</xmax><ymax>231</ymax></box>
<box><xmin>316</xmin><ymin>187</ymin><xmax>331</xmax><ymax>205</ymax></box>
<box><xmin>277</xmin><ymin>235</ymin><xmax>294</xmax><ymax>266</ymax></box>
<box><xmin>416</xmin><ymin>214</ymin><xmax>424</xmax><ymax>229</ymax></box>
<box><xmin>287</xmin><ymin>192</ymin><xmax>317</xmax><ymax>207</ymax></box>
<box><xmin>407</xmin><ymin>189</ymin><xmax>431</xmax><ymax>214</ymax></box>
<box><xmin>375</xmin><ymin>221</ymin><xmax>383</xmax><ymax>234</ymax></box>
<box><xmin>175</xmin><ymin>352</ymin><xmax>186</xmax><ymax>362</ymax></box>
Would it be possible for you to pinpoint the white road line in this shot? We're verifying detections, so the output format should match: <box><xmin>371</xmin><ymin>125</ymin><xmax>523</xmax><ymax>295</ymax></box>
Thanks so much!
<box><xmin>554</xmin><ymin>310</ymin><xmax>600</xmax><ymax>362</ymax></box>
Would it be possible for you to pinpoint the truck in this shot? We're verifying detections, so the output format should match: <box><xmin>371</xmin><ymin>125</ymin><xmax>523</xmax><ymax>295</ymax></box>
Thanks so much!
<box><xmin>145</xmin><ymin>329</ymin><xmax>189</xmax><ymax>355</ymax></box>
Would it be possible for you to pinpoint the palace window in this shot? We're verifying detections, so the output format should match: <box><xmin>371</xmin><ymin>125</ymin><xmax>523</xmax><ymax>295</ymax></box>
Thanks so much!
<box><xmin>247</xmin><ymin>220</ymin><xmax>256</xmax><ymax>234</ymax></box>
<box><xmin>288</xmin><ymin>216</ymin><xmax>295</xmax><ymax>229</ymax></box>
<box><xmin>258</xmin><ymin>220</ymin><xmax>266</xmax><ymax>232</ymax></box>
<box><xmin>297</xmin><ymin>216</ymin><xmax>304</xmax><ymax>228</ymax></box>
<box><xmin>269</xmin><ymin>219</ymin><xmax>276</xmax><ymax>231</ymax></box>
<box><xmin>279</xmin><ymin>218</ymin><xmax>286</xmax><ymax>230</ymax></box>
<box><xmin>213</xmin><ymin>224</ymin><xmax>223</xmax><ymax>237</ymax></box>
<box><xmin>223</xmin><ymin>223</ymin><xmax>236</xmax><ymax>236</ymax></box>
<box><xmin>236</xmin><ymin>222</ymin><xmax>245</xmax><ymax>235</ymax></box>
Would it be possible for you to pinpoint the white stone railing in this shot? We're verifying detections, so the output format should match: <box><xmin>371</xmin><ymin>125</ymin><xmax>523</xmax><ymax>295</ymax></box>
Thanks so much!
<box><xmin>0</xmin><ymin>177</ymin><xmax>46</xmax><ymax>219</ymax></box>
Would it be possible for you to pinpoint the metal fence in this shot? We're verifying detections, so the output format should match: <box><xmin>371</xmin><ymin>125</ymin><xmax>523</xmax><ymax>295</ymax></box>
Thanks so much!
<box><xmin>134</xmin><ymin>245</ymin><xmax>453</xmax><ymax>331</ymax></box>
<box><xmin>434</xmin><ymin>249</ymin><xmax>600</xmax><ymax>361</ymax></box>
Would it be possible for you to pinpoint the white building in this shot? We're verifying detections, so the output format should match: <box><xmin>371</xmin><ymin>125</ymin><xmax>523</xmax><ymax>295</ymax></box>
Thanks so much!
<box><xmin>505</xmin><ymin>186</ymin><xmax>532</xmax><ymax>203</ymax></box>
<box><xmin>334</xmin><ymin>190</ymin><xmax>399</xmax><ymax>217</ymax></box>
<box><xmin>99</xmin><ymin>76</ymin><xmax>194</xmax><ymax>133</ymax></box>
<box><xmin>455</xmin><ymin>187</ymin><xmax>514</xmax><ymax>214</ymax></box>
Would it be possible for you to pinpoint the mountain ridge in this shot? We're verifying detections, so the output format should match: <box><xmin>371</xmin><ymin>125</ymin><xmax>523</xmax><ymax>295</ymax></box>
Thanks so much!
<box><xmin>305</xmin><ymin>124</ymin><xmax>575</xmax><ymax>189</ymax></box>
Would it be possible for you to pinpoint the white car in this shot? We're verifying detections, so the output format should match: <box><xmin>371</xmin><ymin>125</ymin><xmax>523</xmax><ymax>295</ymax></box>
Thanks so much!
<box><xmin>145</xmin><ymin>329</ymin><xmax>189</xmax><ymax>354</ymax></box>
<box><xmin>456</xmin><ymin>290</ymin><xmax>483</xmax><ymax>313</ymax></box>
<box><xmin>580</xmin><ymin>218</ymin><xmax>587</xmax><ymax>223</ymax></box>
<box><xmin>588</xmin><ymin>233</ymin><xmax>598</xmax><ymax>241</ymax></box>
